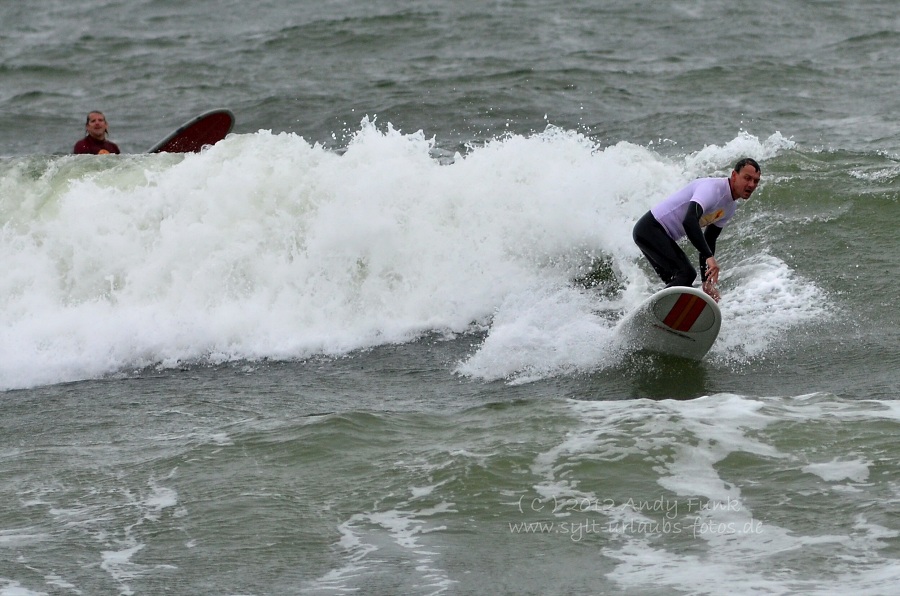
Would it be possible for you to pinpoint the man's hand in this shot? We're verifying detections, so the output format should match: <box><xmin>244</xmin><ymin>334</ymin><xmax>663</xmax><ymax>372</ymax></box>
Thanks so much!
<box><xmin>704</xmin><ymin>256</ymin><xmax>720</xmax><ymax>285</ymax></box>
<box><xmin>702</xmin><ymin>280</ymin><xmax>721</xmax><ymax>303</ymax></box>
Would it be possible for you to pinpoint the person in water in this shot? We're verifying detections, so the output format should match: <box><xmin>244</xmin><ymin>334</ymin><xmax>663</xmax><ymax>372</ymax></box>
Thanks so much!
<box><xmin>73</xmin><ymin>111</ymin><xmax>121</xmax><ymax>155</ymax></box>
<box><xmin>632</xmin><ymin>157</ymin><xmax>762</xmax><ymax>303</ymax></box>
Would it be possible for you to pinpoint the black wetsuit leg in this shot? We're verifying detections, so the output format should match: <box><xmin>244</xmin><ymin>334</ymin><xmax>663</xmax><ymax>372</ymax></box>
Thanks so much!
<box><xmin>632</xmin><ymin>211</ymin><xmax>697</xmax><ymax>287</ymax></box>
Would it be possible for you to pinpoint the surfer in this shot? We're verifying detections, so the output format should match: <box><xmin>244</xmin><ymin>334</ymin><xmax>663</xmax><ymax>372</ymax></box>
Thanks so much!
<box><xmin>632</xmin><ymin>157</ymin><xmax>761</xmax><ymax>302</ymax></box>
<box><xmin>73</xmin><ymin>111</ymin><xmax>121</xmax><ymax>155</ymax></box>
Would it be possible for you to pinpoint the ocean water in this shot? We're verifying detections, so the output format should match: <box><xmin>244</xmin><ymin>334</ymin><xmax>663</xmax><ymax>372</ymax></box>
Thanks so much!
<box><xmin>1</xmin><ymin>1</ymin><xmax>898</xmax><ymax>595</ymax></box>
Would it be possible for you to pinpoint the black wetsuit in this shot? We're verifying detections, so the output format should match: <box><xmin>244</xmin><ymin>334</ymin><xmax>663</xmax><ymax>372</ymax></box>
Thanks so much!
<box><xmin>632</xmin><ymin>202</ymin><xmax>722</xmax><ymax>287</ymax></box>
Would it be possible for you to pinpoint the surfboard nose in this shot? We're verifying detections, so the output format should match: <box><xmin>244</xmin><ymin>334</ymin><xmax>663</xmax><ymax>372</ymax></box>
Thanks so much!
<box><xmin>654</xmin><ymin>292</ymin><xmax>718</xmax><ymax>333</ymax></box>
<box><xmin>147</xmin><ymin>108</ymin><xmax>235</xmax><ymax>154</ymax></box>
<box><xmin>617</xmin><ymin>286</ymin><xmax>721</xmax><ymax>360</ymax></box>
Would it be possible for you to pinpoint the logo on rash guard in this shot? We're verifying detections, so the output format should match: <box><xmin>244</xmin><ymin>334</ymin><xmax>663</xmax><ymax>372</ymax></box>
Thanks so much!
<box><xmin>699</xmin><ymin>209</ymin><xmax>725</xmax><ymax>227</ymax></box>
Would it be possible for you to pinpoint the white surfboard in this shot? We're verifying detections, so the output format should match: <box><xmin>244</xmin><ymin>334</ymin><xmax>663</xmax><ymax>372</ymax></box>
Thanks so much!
<box><xmin>616</xmin><ymin>286</ymin><xmax>721</xmax><ymax>360</ymax></box>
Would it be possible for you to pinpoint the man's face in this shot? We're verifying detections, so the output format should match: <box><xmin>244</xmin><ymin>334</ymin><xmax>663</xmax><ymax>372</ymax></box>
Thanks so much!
<box><xmin>731</xmin><ymin>165</ymin><xmax>761</xmax><ymax>199</ymax></box>
<box><xmin>86</xmin><ymin>113</ymin><xmax>108</xmax><ymax>139</ymax></box>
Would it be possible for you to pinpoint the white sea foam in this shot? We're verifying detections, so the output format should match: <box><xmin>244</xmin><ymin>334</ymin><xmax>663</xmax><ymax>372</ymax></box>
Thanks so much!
<box><xmin>306</xmin><ymin>504</ymin><xmax>457</xmax><ymax>594</ymax></box>
<box><xmin>802</xmin><ymin>458</ymin><xmax>870</xmax><ymax>483</ymax></box>
<box><xmin>0</xmin><ymin>123</ymin><xmax>806</xmax><ymax>389</ymax></box>
<box><xmin>0</xmin><ymin>529</ymin><xmax>49</xmax><ymax>547</ymax></box>
<box><xmin>551</xmin><ymin>395</ymin><xmax>900</xmax><ymax>595</ymax></box>
<box><xmin>0</xmin><ymin>580</ymin><xmax>47</xmax><ymax>596</ymax></box>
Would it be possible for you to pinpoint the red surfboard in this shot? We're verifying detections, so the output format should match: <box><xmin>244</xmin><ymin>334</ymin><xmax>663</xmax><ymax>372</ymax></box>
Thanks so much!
<box><xmin>147</xmin><ymin>108</ymin><xmax>235</xmax><ymax>154</ymax></box>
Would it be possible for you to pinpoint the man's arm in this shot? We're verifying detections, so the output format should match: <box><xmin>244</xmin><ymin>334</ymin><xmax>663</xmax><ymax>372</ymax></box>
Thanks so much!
<box><xmin>682</xmin><ymin>202</ymin><xmax>721</xmax><ymax>286</ymax></box>
<box><xmin>682</xmin><ymin>201</ymin><xmax>714</xmax><ymax>262</ymax></box>
<box><xmin>699</xmin><ymin>225</ymin><xmax>722</xmax><ymax>282</ymax></box>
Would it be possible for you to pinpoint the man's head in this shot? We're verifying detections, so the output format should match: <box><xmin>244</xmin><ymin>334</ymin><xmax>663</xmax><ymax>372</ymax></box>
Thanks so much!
<box><xmin>730</xmin><ymin>157</ymin><xmax>761</xmax><ymax>200</ymax></box>
<box><xmin>85</xmin><ymin>111</ymin><xmax>109</xmax><ymax>140</ymax></box>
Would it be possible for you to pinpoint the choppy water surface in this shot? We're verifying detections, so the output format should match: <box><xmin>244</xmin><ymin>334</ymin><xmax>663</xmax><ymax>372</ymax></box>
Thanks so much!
<box><xmin>1</xmin><ymin>1</ymin><xmax>898</xmax><ymax>594</ymax></box>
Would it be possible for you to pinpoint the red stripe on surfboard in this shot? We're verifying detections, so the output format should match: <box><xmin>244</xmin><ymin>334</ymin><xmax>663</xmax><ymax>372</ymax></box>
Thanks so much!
<box><xmin>662</xmin><ymin>294</ymin><xmax>707</xmax><ymax>332</ymax></box>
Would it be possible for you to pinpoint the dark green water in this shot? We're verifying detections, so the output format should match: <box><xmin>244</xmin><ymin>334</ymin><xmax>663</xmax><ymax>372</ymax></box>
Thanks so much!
<box><xmin>1</xmin><ymin>1</ymin><xmax>898</xmax><ymax>594</ymax></box>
